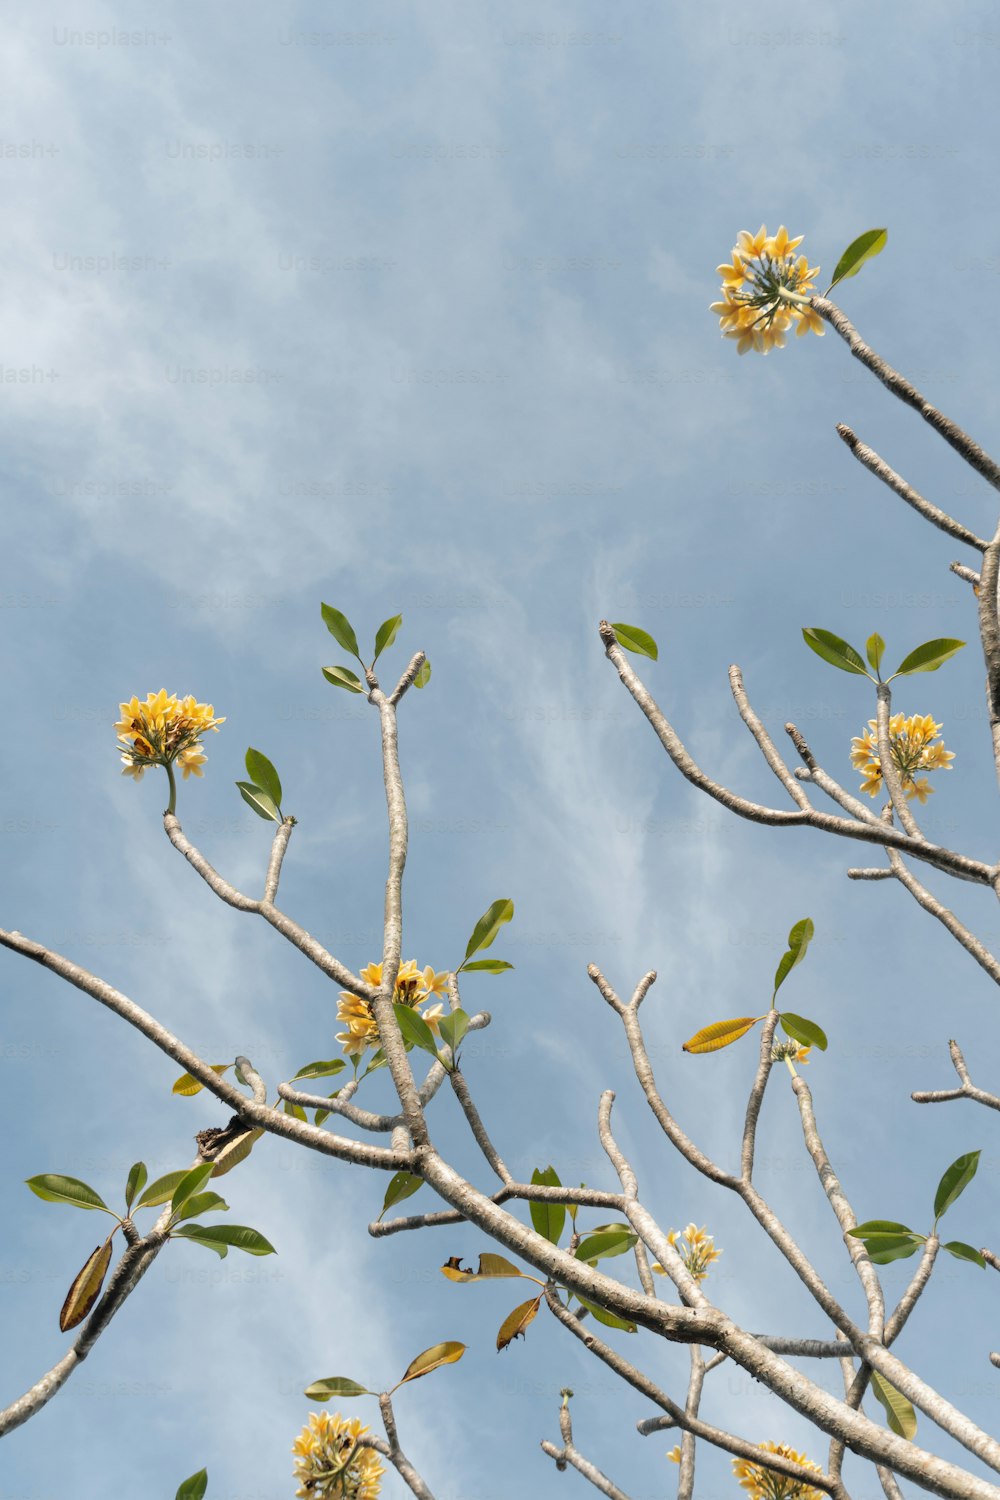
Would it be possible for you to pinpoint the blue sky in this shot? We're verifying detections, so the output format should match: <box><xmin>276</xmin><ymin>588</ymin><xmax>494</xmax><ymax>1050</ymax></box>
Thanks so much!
<box><xmin>2</xmin><ymin>2</ymin><xmax>1000</xmax><ymax>1496</ymax></box>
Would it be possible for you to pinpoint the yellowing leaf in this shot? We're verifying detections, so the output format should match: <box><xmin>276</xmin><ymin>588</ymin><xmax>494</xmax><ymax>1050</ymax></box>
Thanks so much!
<box><xmin>441</xmin><ymin>1253</ymin><xmax>525</xmax><ymax>1282</ymax></box>
<box><xmin>398</xmin><ymin>1341</ymin><xmax>466</xmax><ymax>1385</ymax></box>
<box><xmin>682</xmin><ymin>1016</ymin><xmax>763</xmax><ymax>1054</ymax></box>
<box><xmin>497</xmin><ymin>1296</ymin><xmax>541</xmax><ymax>1351</ymax></box>
<box><xmin>59</xmin><ymin>1233</ymin><xmax>115</xmax><ymax>1331</ymax></box>
<box><xmin>210</xmin><ymin>1128</ymin><xmax>264</xmax><ymax>1178</ymax></box>
<box><xmin>172</xmin><ymin>1063</ymin><xmax>231</xmax><ymax>1097</ymax></box>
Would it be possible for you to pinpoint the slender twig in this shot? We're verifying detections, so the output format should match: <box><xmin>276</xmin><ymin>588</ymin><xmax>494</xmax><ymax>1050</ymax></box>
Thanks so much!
<box><xmin>912</xmin><ymin>1040</ymin><xmax>1000</xmax><ymax>1111</ymax></box>
<box><xmin>977</xmin><ymin>525</ymin><xmax>1000</xmax><ymax>791</ymax></box>
<box><xmin>597</xmin><ymin>1091</ymin><xmax>657</xmax><ymax>1298</ymax></box>
<box><xmin>730</xmin><ymin>667</ymin><xmax>812</xmax><ymax>809</ymax></box>
<box><xmin>541</xmin><ymin>1393</ymin><xmax>633</xmax><ymax>1500</ymax></box>
<box><xmin>833</xmin><ymin>426</ymin><xmax>988</xmax><ymax>551</ymax></box>
<box><xmin>449</xmin><ymin>1068</ymin><xmax>512</xmax><ymax>1183</ymax></box>
<box><xmin>363</xmin><ymin>1392</ymin><xmax>436</xmax><ymax>1500</ymax></box>
<box><xmin>874</xmin><ymin>684</ymin><xmax>925</xmax><ymax>842</ymax></box>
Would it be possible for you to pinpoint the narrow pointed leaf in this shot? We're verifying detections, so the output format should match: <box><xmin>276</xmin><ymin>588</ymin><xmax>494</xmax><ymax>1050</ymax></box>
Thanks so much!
<box><xmin>870</xmin><ymin>1369</ymin><xmax>917</xmax><ymax>1440</ymax></box>
<box><xmin>575</xmin><ymin>1226</ymin><xmax>638</xmax><ymax>1263</ymax></box>
<box><xmin>497</xmin><ymin>1296</ymin><xmax>541</xmax><ymax>1351</ymax></box>
<box><xmin>529</xmin><ymin>1167</ymin><xmax>565</xmax><ymax>1247</ymax></box>
<box><xmin>393</xmin><ymin>1003</ymin><xmax>439</xmax><ymax>1058</ymax></box>
<box><xmin>209</xmin><ymin>1127</ymin><xmax>264</xmax><ymax>1178</ymax></box>
<box><xmin>441</xmin><ymin>1253</ymin><xmax>525</xmax><ymax>1282</ymax></box>
<box><xmin>59</xmin><ymin>1234</ymin><xmax>115</xmax><ymax>1331</ymax></box>
<box><xmin>459</xmin><ymin>959</ymin><xmax>514</xmax><ymax>974</ymax></box>
<box><xmin>124</xmin><ymin>1162</ymin><xmax>147</xmax><ymax>1212</ymax></box>
<box><xmin>575</xmin><ymin>1295</ymin><xmax>636</xmax><ymax>1332</ymax></box>
<box><xmin>175</xmin><ymin>1471</ymin><xmax>208</xmax><ymax>1500</ymax></box>
<box><xmin>136</xmin><ymin>1170</ymin><xmax>189</xmax><ymax>1208</ymax></box>
<box><xmin>866</xmin><ymin>633</ymin><xmax>886</xmax><ymax>674</ymax></box>
<box><xmin>801</xmin><ymin>628</ymin><xmax>869</xmax><ymax>676</ymax></box>
<box><xmin>235</xmin><ymin>781</ymin><xmax>281</xmax><ymax>822</ymax></box>
<box><xmin>942</xmin><ymin>1241</ymin><xmax>986</xmax><ymax>1267</ymax></box>
<box><xmin>773</xmin><ymin>917</ymin><xmax>815</xmax><ymax>998</ymax></box>
<box><xmin>321</xmin><ymin>603</ymin><xmax>361</xmax><ymax>659</ymax></box>
<box><xmin>780</xmin><ymin>1013</ymin><xmax>828</xmax><ymax>1052</ymax></box>
<box><xmin>610</xmin><ymin>622</ymin><xmax>658</xmax><ymax>661</ymax></box>
<box><xmin>414</xmin><ymin>658</ymin><xmax>431</xmax><ymax>688</ymax></box>
<box><xmin>380</xmin><ymin>1171</ymin><xmax>424</xmax><ymax>1222</ymax></box>
<box><xmin>172</xmin><ymin>1223</ymin><xmax>276</xmax><ymax>1256</ymax></box>
<box><xmin>828</xmin><ymin>228</ymin><xmax>888</xmax><ymax>291</ymax></box>
<box><xmin>293</xmin><ymin>1058</ymin><xmax>347</xmax><ymax>1081</ymax></box>
<box><xmin>171</xmin><ymin>1162</ymin><xmax>216</xmax><ymax>1214</ymax></box>
<box><xmin>172</xmin><ymin>1063</ymin><xmax>231</xmax><ymax>1097</ymax></box>
<box><xmin>398</xmin><ymin>1341</ymin><xmax>466</xmax><ymax>1385</ymax></box>
<box><xmin>682</xmin><ymin>1016</ymin><xmax>762</xmax><ymax>1054</ymax></box>
<box><xmin>304</xmin><ymin>1377</ymin><xmax>372</xmax><ymax>1401</ymax></box>
<box><xmin>934</xmin><ymin>1150</ymin><xmax>980</xmax><ymax>1220</ymax></box>
<box><xmin>322</xmin><ymin>664</ymin><xmax>365</xmax><ymax>694</ymax></box>
<box><xmin>374</xmin><ymin>614</ymin><xmax>403</xmax><ymax>662</ymax></box>
<box><xmin>893</xmin><ymin>638</ymin><xmax>966</xmax><ymax>677</ymax></box>
<box><xmin>26</xmin><ymin>1175</ymin><xmax>110</xmax><ymax>1213</ymax></box>
<box><xmin>173</xmin><ymin>1192</ymin><xmax>229</xmax><ymax>1223</ymax></box>
<box><xmin>462</xmin><ymin>898</ymin><xmax>515</xmax><ymax>962</ymax></box>
<box><xmin>245</xmin><ymin>749</ymin><xmax>282</xmax><ymax>808</ymax></box>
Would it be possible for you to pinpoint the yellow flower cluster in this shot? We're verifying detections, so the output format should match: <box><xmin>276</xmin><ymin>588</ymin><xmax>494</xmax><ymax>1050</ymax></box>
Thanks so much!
<box><xmin>711</xmin><ymin>225</ymin><xmax>824</xmax><ymax>355</ymax></box>
<box><xmin>732</xmin><ymin>1441</ymin><xmax>825</xmax><ymax>1499</ymax></box>
<box><xmin>292</xmin><ymin>1412</ymin><xmax>385</xmax><ymax>1499</ymax></box>
<box><xmin>115</xmin><ymin>690</ymin><xmax>224</xmax><ymax>782</ymax></box>
<box><xmin>337</xmin><ymin>960</ymin><xmax>450</xmax><ymax>1058</ymax></box>
<box><xmin>850</xmin><ymin>713</ymin><xmax>955</xmax><ymax>804</ymax></box>
<box><xmin>653</xmin><ymin>1223</ymin><xmax>722</xmax><ymax>1283</ymax></box>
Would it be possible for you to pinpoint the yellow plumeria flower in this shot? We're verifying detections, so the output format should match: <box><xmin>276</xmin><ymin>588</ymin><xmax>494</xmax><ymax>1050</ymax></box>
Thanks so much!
<box><xmin>667</xmin><ymin>1445</ymin><xmax>682</xmax><ymax>1464</ymax></box>
<box><xmin>732</xmin><ymin>1442</ymin><xmax>824</xmax><ymax>1499</ymax></box>
<box><xmin>851</xmin><ymin>713</ymin><xmax>955</xmax><ymax>802</ymax></box>
<box><xmin>292</xmin><ymin>1411</ymin><xmax>384</xmax><ymax>1499</ymax></box>
<box><xmin>652</xmin><ymin>1224</ymin><xmax>722</xmax><ymax>1283</ymax></box>
<box><xmin>115</xmin><ymin>691</ymin><xmax>224</xmax><ymax>810</ymax></box>
<box><xmin>336</xmin><ymin>960</ymin><xmax>453</xmax><ymax>1058</ymax></box>
<box><xmin>711</xmin><ymin>225</ymin><xmax>823</xmax><ymax>354</ymax></box>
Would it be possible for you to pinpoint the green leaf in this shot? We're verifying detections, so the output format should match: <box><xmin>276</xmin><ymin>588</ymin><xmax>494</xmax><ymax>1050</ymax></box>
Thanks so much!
<box><xmin>772</xmin><ymin>917</ymin><xmax>815</xmax><ymax>999</ymax></box>
<box><xmin>374</xmin><ymin>615</ymin><xmax>403</xmax><ymax>662</ymax></box>
<box><xmin>321</xmin><ymin>602</ymin><xmax>361</xmax><ymax>659</ymax></box>
<box><xmin>393</xmin><ymin>1003</ymin><xmax>440</xmax><ymax>1058</ymax></box>
<box><xmin>322</xmin><ymin>664</ymin><xmax>365</xmax><ymax>694</ymax></box>
<box><xmin>175</xmin><ymin>1470</ymin><xmax>208</xmax><ymax>1500</ymax></box>
<box><xmin>942</xmin><ymin>1240</ymin><xmax>986</xmax><ymax>1267</ymax></box>
<box><xmin>529</xmin><ymin>1167</ymin><xmax>565</xmax><ymax>1247</ymax></box>
<box><xmin>801</xmin><ymin>628</ymin><xmax>869</xmax><ymax>676</ymax></box>
<box><xmin>398</xmin><ymin>1342</ymin><xmax>466</xmax><ymax>1385</ymax></box>
<box><xmin>459</xmin><ymin>959</ymin><xmax>514</xmax><ymax>974</ymax></box>
<box><xmin>25</xmin><ymin>1174</ymin><xmax>110</xmax><ymax>1213</ymax></box>
<box><xmin>124</xmin><ymin>1162</ymin><xmax>147</xmax><ymax>1212</ymax></box>
<box><xmin>304</xmin><ymin>1377</ymin><xmax>372</xmax><ymax>1401</ymax></box>
<box><xmin>235</xmin><ymin>782</ymin><xmax>281</xmax><ymax>822</ymax></box>
<box><xmin>172</xmin><ymin>1224</ymin><xmax>276</xmax><ymax>1256</ymax></box>
<box><xmin>780</xmin><ymin>1013</ymin><xmax>828</xmax><ymax>1052</ymax></box>
<box><xmin>173</xmin><ymin>1192</ymin><xmax>229</xmax><ymax>1223</ymax></box>
<box><xmin>682</xmin><ymin>1016</ymin><xmax>762</xmax><ymax>1054</ymax></box>
<box><xmin>282</xmin><ymin>1099</ymin><xmax>308</xmax><ymax>1122</ymax></box>
<box><xmin>59</xmin><ymin>1233</ymin><xmax>115</xmax><ymax>1331</ymax></box>
<box><xmin>574</xmin><ymin>1225</ymin><xmax>639</xmax><ymax>1263</ymax></box>
<box><xmin>245</xmin><ymin>749</ymin><xmax>282</xmax><ymax>808</ymax></box>
<box><xmin>437</xmin><ymin>1009</ymin><xmax>470</xmax><ymax>1057</ymax></box>
<box><xmin>870</xmin><ymin>1368</ymin><xmax>917</xmax><ymax>1441</ymax></box>
<box><xmin>934</xmin><ymin>1150</ymin><xmax>980</xmax><ymax>1221</ymax></box>
<box><xmin>172</xmin><ymin>1063</ymin><xmax>232</xmax><ymax>1097</ymax></box>
<box><xmin>293</xmin><ymin>1058</ymin><xmax>347</xmax><ymax>1081</ymax></box>
<box><xmin>893</xmin><ymin>638</ymin><xmax>966</xmax><ymax>678</ymax></box>
<box><xmin>379</xmin><ymin>1172</ymin><xmax>424</xmax><ymax>1222</ymax></box>
<box><xmin>828</xmin><ymin>228</ymin><xmax>888</xmax><ymax>291</ymax></box>
<box><xmin>462</xmin><ymin>898</ymin><xmax>515</xmax><ymax>963</ymax></box>
<box><xmin>414</xmin><ymin>658</ymin><xmax>432</xmax><ymax>689</ymax></box>
<box><xmin>866</xmin><ymin>633</ymin><xmax>886</xmax><ymax>674</ymax></box>
<box><xmin>858</xmin><ymin>1234</ymin><xmax>925</xmax><ymax>1265</ymax></box>
<box><xmin>575</xmin><ymin>1295</ymin><xmax>637</xmax><ymax>1332</ymax></box>
<box><xmin>136</xmin><ymin>1169</ymin><xmax>189</xmax><ymax>1209</ymax></box>
<box><xmin>171</xmin><ymin>1162</ymin><xmax>216</xmax><ymax>1215</ymax></box>
<box><xmin>610</xmin><ymin>622</ymin><xmax>658</xmax><ymax>661</ymax></box>
<box><xmin>848</xmin><ymin>1220</ymin><xmax>918</xmax><ymax>1238</ymax></box>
